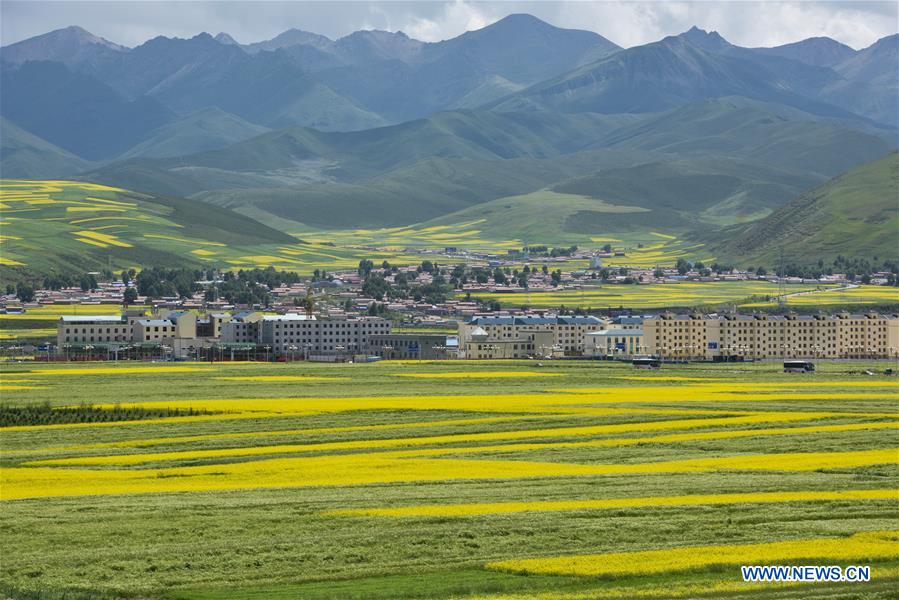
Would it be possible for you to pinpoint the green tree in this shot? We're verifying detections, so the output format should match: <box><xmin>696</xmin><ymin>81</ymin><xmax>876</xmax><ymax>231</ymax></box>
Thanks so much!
<box><xmin>16</xmin><ymin>284</ymin><xmax>35</xmax><ymax>302</ymax></box>
<box><xmin>123</xmin><ymin>287</ymin><xmax>138</xmax><ymax>305</ymax></box>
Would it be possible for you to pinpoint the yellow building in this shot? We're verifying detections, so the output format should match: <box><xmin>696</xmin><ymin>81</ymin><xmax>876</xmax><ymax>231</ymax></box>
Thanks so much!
<box><xmin>644</xmin><ymin>312</ymin><xmax>899</xmax><ymax>360</ymax></box>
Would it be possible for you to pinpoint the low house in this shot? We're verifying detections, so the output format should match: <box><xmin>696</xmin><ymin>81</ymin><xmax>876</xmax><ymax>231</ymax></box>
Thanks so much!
<box><xmin>585</xmin><ymin>328</ymin><xmax>645</xmax><ymax>358</ymax></box>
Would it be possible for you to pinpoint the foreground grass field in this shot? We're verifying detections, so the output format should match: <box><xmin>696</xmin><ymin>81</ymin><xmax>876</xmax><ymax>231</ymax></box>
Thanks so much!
<box><xmin>1</xmin><ymin>360</ymin><xmax>897</xmax><ymax>598</ymax></box>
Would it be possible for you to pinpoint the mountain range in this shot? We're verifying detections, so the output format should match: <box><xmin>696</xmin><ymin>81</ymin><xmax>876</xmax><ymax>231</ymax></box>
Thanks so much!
<box><xmin>1</xmin><ymin>15</ymin><xmax>897</xmax><ymax>265</ymax></box>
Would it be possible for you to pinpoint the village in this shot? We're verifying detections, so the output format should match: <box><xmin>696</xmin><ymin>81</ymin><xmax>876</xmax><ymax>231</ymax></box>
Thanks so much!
<box><xmin>2</xmin><ymin>254</ymin><xmax>897</xmax><ymax>363</ymax></box>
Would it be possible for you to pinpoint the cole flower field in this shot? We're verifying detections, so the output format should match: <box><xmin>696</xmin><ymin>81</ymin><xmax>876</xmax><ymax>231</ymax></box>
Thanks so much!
<box><xmin>0</xmin><ymin>359</ymin><xmax>897</xmax><ymax>598</ymax></box>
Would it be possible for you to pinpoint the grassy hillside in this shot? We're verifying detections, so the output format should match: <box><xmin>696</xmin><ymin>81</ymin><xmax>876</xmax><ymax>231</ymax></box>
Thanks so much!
<box><xmin>488</xmin><ymin>36</ymin><xmax>853</xmax><ymax>120</ymax></box>
<box><xmin>0</xmin><ymin>180</ymin><xmax>295</xmax><ymax>278</ymax></box>
<box><xmin>0</xmin><ymin>61</ymin><xmax>174</xmax><ymax>161</ymax></box>
<box><xmin>598</xmin><ymin>97</ymin><xmax>896</xmax><ymax>177</ymax></box>
<box><xmin>86</xmin><ymin>110</ymin><xmax>641</xmax><ymax>194</ymax></box>
<box><xmin>81</xmin><ymin>100</ymin><xmax>893</xmax><ymax>233</ymax></box>
<box><xmin>411</xmin><ymin>152</ymin><xmax>826</xmax><ymax>241</ymax></box>
<box><xmin>552</xmin><ymin>156</ymin><xmax>824</xmax><ymax>225</ymax></box>
<box><xmin>709</xmin><ymin>152</ymin><xmax>899</xmax><ymax>263</ymax></box>
<box><xmin>419</xmin><ymin>189</ymin><xmax>653</xmax><ymax>242</ymax></box>
<box><xmin>203</xmin><ymin>149</ymin><xmax>656</xmax><ymax>229</ymax></box>
<box><xmin>119</xmin><ymin>107</ymin><xmax>270</xmax><ymax>159</ymax></box>
<box><xmin>0</xmin><ymin>117</ymin><xmax>93</xmax><ymax>179</ymax></box>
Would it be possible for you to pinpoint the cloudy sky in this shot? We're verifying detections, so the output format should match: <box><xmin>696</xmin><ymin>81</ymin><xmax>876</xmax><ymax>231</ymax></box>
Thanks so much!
<box><xmin>2</xmin><ymin>0</ymin><xmax>896</xmax><ymax>50</ymax></box>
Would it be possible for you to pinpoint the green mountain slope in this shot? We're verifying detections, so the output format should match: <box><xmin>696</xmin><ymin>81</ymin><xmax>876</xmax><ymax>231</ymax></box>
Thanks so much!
<box><xmin>552</xmin><ymin>157</ymin><xmax>824</xmax><ymax>224</ymax></box>
<box><xmin>0</xmin><ymin>61</ymin><xmax>174</xmax><ymax>160</ymax></box>
<box><xmin>0</xmin><ymin>180</ymin><xmax>295</xmax><ymax>278</ymax></box>
<box><xmin>709</xmin><ymin>152</ymin><xmax>899</xmax><ymax>264</ymax></box>
<box><xmin>82</xmin><ymin>100</ymin><xmax>895</xmax><ymax>234</ymax></box>
<box><xmin>0</xmin><ymin>117</ymin><xmax>93</xmax><ymax>178</ymax></box>
<box><xmin>316</xmin><ymin>14</ymin><xmax>620</xmax><ymax>122</ymax></box>
<box><xmin>119</xmin><ymin>107</ymin><xmax>270</xmax><ymax>159</ymax></box>
<box><xmin>198</xmin><ymin>149</ymin><xmax>655</xmax><ymax>229</ymax></box>
<box><xmin>824</xmin><ymin>34</ymin><xmax>899</xmax><ymax>126</ymax></box>
<box><xmin>84</xmin><ymin>110</ymin><xmax>642</xmax><ymax>193</ymax></box>
<box><xmin>415</xmin><ymin>155</ymin><xmax>825</xmax><ymax>241</ymax></box>
<box><xmin>597</xmin><ymin>97</ymin><xmax>896</xmax><ymax>176</ymax></box>
<box><xmin>488</xmin><ymin>35</ymin><xmax>853</xmax><ymax>120</ymax></box>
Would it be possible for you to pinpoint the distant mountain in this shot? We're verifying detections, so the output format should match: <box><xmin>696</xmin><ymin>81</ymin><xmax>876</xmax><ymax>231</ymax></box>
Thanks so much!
<box><xmin>432</xmin><ymin>14</ymin><xmax>620</xmax><ymax>83</ymax></box>
<box><xmin>84</xmin><ymin>33</ymin><xmax>386</xmax><ymax>131</ymax></box>
<box><xmin>332</xmin><ymin>30</ymin><xmax>424</xmax><ymax>64</ymax></box>
<box><xmin>146</xmin><ymin>48</ymin><xmax>387</xmax><ymax>130</ymax></box>
<box><xmin>85</xmin><ymin>110</ymin><xmax>638</xmax><ymax>194</ymax></box>
<box><xmin>2</xmin><ymin>16</ymin><xmax>897</xmax><ymax>250</ymax></box>
<box><xmin>91</xmin><ymin>32</ymin><xmax>247</xmax><ymax>99</ymax></box>
<box><xmin>677</xmin><ymin>26</ymin><xmax>733</xmax><ymax>53</ymax></box>
<box><xmin>671</xmin><ymin>28</ymin><xmax>896</xmax><ymax>127</ymax></box>
<box><xmin>0</xmin><ymin>61</ymin><xmax>173</xmax><ymax>160</ymax></box>
<box><xmin>0</xmin><ymin>25</ymin><xmax>126</xmax><ymax>73</ymax></box>
<box><xmin>82</xmin><ymin>100</ymin><xmax>894</xmax><ymax>232</ymax></box>
<box><xmin>317</xmin><ymin>14</ymin><xmax>621</xmax><ymax>121</ymax></box>
<box><xmin>597</xmin><ymin>97</ymin><xmax>895</xmax><ymax>177</ymax></box>
<box><xmin>752</xmin><ymin>36</ymin><xmax>856</xmax><ymax>67</ymax></box>
<box><xmin>837</xmin><ymin>34</ymin><xmax>898</xmax><ymax>85</ymax></box>
<box><xmin>823</xmin><ymin>34</ymin><xmax>899</xmax><ymax>126</ymax></box>
<box><xmin>118</xmin><ymin>107</ymin><xmax>270</xmax><ymax>159</ymax></box>
<box><xmin>0</xmin><ymin>117</ymin><xmax>93</xmax><ymax>178</ymax></box>
<box><xmin>489</xmin><ymin>34</ymin><xmax>852</xmax><ymax>120</ymax></box>
<box><xmin>244</xmin><ymin>28</ymin><xmax>332</xmax><ymax>53</ymax></box>
<box><xmin>710</xmin><ymin>152</ymin><xmax>899</xmax><ymax>263</ymax></box>
<box><xmin>213</xmin><ymin>32</ymin><xmax>241</xmax><ymax>46</ymax></box>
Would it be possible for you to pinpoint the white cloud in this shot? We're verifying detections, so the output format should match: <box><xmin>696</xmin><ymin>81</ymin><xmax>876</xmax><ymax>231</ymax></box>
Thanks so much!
<box><xmin>402</xmin><ymin>1</ymin><xmax>497</xmax><ymax>42</ymax></box>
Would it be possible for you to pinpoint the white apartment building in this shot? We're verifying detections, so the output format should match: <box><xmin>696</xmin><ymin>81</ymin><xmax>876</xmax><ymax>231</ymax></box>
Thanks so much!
<box><xmin>219</xmin><ymin>310</ymin><xmax>263</xmax><ymax>344</ymax></box>
<box><xmin>57</xmin><ymin>315</ymin><xmax>135</xmax><ymax>346</ymax></box>
<box><xmin>259</xmin><ymin>314</ymin><xmax>391</xmax><ymax>355</ymax></box>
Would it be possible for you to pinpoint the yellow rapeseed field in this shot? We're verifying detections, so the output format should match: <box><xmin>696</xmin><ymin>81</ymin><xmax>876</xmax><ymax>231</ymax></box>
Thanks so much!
<box><xmin>8</xmin><ymin>448</ymin><xmax>896</xmax><ymax>500</ymax></box>
<box><xmin>488</xmin><ymin>530</ymin><xmax>899</xmax><ymax>577</ymax></box>
<box><xmin>393</xmin><ymin>371</ymin><xmax>564</xmax><ymax>378</ymax></box>
<box><xmin>330</xmin><ymin>488</ymin><xmax>898</xmax><ymax>518</ymax></box>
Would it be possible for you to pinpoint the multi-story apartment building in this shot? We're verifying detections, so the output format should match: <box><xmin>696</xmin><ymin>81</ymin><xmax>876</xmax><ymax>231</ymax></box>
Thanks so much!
<box><xmin>459</xmin><ymin>315</ymin><xmax>604</xmax><ymax>356</ymax></box>
<box><xmin>644</xmin><ymin>312</ymin><xmax>899</xmax><ymax>359</ymax></box>
<box><xmin>259</xmin><ymin>314</ymin><xmax>391</xmax><ymax>356</ymax></box>
<box><xmin>59</xmin><ymin>310</ymin><xmax>199</xmax><ymax>347</ymax></box>
<box><xmin>57</xmin><ymin>315</ymin><xmax>135</xmax><ymax>346</ymax></box>
<box><xmin>133</xmin><ymin>319</ymin><xmax>178</xmax><ymax>343</ymax></box>
<box><xmin>463</xmin><ymin>327</ymin><xmax>555</xmax><ymax>359</ymax></box>
<box><xmin>219</xmin><ymin>311</ymin><xmax>263</xmax><ymax>344</ymax></box>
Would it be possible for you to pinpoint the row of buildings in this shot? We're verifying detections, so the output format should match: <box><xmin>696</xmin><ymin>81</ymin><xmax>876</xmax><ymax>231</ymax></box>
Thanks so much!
<box><xmin>59</xmin><ymin>311</ymin><xmax>392</xmax><ymax>358</ymax></box>
<box><xmin>56</xmin><ymin>310</ymin><xmax>899</xmax><ymax>360</ymax></box>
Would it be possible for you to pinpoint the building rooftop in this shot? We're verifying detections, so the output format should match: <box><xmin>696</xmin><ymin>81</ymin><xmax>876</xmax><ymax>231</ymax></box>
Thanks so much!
<box><xmin>59</xmin><ymin>315</ymin><xmax>126</xmax><ymax>323</ymax></box>
<box><xmin>136</xmin><ymin>319</ymin><xmax>173</xmax><ymax>327</ymax></box>
<box><xmin>262</xmin><ymin>313</ymin><xmax>316</xmax><ymax>321</ymax></box>
<box><xmin>231</xmin><ymin>310</ymin><xmax>258</xmax><ymax>321</ymax></box>
<box><xmin>467</xmin><ymin>315</ymin><xmax>602</xmax><ymax>326</ymax></box>
<box><xmin>610</xmin><ymin>316</ymin><xmax>642</xmax><ymax>325</ymax></box>
<box><xmin>587</xmin><ymin>328</ymin><xmax>644</xmax><ymax>337</ymax></box>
